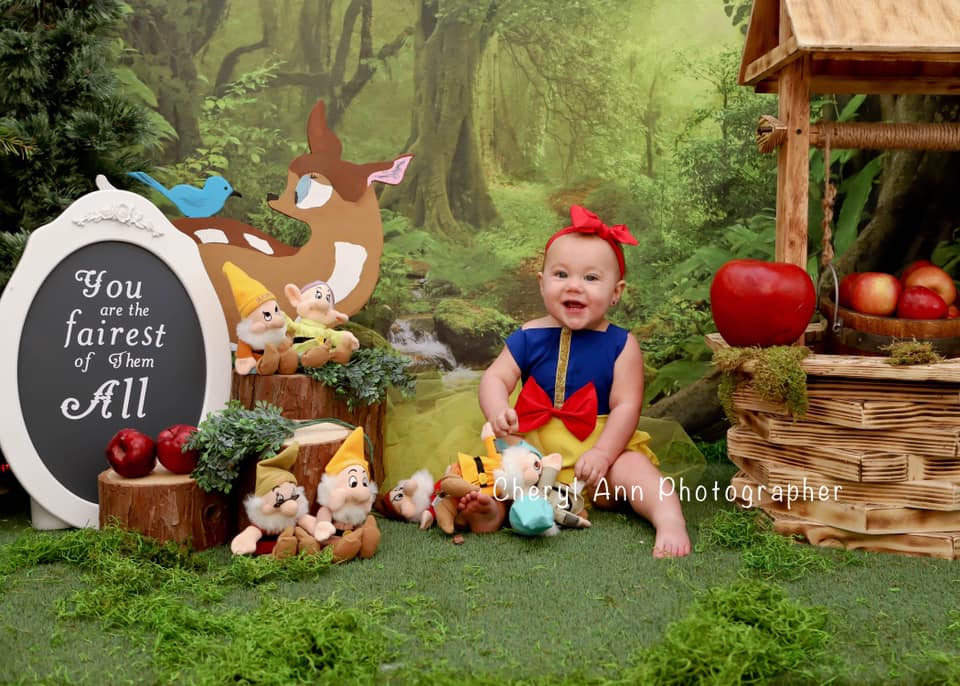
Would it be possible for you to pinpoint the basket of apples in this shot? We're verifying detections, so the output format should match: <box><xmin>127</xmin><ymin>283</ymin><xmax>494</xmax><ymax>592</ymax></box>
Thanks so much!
<box><xmin>821</xmin><ymin>260</ymin><xmax>960</xmax><ymax>357</ymax></box>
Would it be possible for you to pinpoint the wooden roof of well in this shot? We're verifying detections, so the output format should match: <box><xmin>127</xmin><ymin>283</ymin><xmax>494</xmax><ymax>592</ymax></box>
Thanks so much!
<box><xmin>739</xmin><ymin>0</ymin><xmax>960</xmax><ymax>94</ymax></box>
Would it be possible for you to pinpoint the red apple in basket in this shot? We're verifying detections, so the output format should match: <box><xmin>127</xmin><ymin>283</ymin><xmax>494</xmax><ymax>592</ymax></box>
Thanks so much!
<box><xmin>902</xmin><ymin>265</ymin><xmax>957</xmax><ymax>306</ymax></box>
<box><xmin>850</xmin><ymin>272</ymin><xmax>901</xmax><ymax>316</ymax></box>
<box><xmin>838</xmin><ymin>272</ymin><xmax>861</xmax><ymax>308</ymax></box>
<box><xmin>949</xmin><ymin>305</ymin><xmax>960</xmax><ymax>319</ymax></box>
<box><xmin>156</xmin><ymin>424</ymin><xmax>200</xmax><ymax>475</ymax></box>
<box><xmin>106</xmin><ymin>429</ymin><xmax>156</xmax><ymax>478</ymax></box>
<box><xmin>896</xmin><ymin>285</ymin><xmax>948</xmax><ymax>320</ymax></box>
<box><xmin>710</xmin><ymin>259</ymin><xmax>816</xmax><ymax>347</ymax></box>
<box><xmin>900</xmin><ymin>259</ymin><xmax>934</xmax><ymax>284</ymax></box>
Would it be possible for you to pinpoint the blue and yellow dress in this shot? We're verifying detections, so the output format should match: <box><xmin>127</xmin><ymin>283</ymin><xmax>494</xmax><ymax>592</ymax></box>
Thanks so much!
<box><xmin>506</xmin><ymin>325</ymin><xmax>658</xmax><ymax>486</ymax></box>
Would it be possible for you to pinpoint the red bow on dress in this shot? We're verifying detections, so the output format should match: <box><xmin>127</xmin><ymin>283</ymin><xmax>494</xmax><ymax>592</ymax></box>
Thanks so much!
<box><xmin>544</xmin><ymin>205</ymin><xmax>638</xmax><ymax>277</ymax></box>
<box><xmin>515</xmin><ymin>377</ymin><xmax>598</xmax><ymax>441</ymax></box>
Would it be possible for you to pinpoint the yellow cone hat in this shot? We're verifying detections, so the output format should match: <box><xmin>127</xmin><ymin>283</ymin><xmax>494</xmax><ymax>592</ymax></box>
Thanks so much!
<box><xmin>254</xmin><ymin>443</ymin><xmax>299</xmax><ymax>497</ymax></box>
<box><xmin>222</xmin><ymin>261</ymin><xmax>276</xmax><ymax>319</ymax></box>
<box><xmin>325</xmin><ymin>427</ymin><xmax>369</xmax><ymax>476</ymax></box>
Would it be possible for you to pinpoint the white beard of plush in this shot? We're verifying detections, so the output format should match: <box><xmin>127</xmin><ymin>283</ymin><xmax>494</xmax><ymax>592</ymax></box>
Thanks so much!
<box><xmin>493</xmin><ymin>446</ymin><xmax>543</xmax><ymax>501</ymax></box>
<box><xmin>316</xmin><ymin>473</ymin><xmax>378</xmax><ymax>527</ymax></box>
<box><xmin>244</xmin><ymin>485</ymin><xmax>308</xmax><ymax>534</ymax></box>
<box><xmin>236</xmin><ymin>316</ymin><xmax>288</xmax><ymax>351</ymax></box>
<box><xmin>397</xmin><ymin>469</ymin><xmax>433</xmax><ymax>521</ymax></box>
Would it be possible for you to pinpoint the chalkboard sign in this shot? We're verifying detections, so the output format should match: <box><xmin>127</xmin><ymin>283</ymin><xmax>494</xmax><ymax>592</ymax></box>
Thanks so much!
<box><xmin>0</xmin><ymin>187</ymin><xmax>231</xmax><ymax>528</ymax></box>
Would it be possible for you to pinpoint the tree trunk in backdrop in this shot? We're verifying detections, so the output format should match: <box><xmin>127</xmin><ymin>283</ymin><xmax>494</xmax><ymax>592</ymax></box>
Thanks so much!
<box><xmin>124</xmin><ymin>1</ymin><xmax>229</xmax><ymax>163</ymax></box>
<box><xmin>836</xmin><ymin>95</ymin><xmax>960</xmax><ymax>275</ymax></box>
<box><xmin>647</xmin><ymin>369</ymin><xmax>726</xmax><ymax>441</ymax></box>
<box><xmin>380</xmin><ymin>1</ymin><xmax>500</xmax><ymax>241</ymax></box>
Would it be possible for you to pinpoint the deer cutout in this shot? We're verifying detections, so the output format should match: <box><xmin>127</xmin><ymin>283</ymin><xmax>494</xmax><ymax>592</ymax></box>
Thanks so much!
<box><xmin>174</xmin><ymin>101</ymin><xmax>413</xmax><ymax>342</ymax></box>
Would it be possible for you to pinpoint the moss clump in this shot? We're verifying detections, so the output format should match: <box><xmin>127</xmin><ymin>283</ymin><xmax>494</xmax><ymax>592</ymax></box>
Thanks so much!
<box><xmin>714</xmin><ymin>345</ymin><xmax>810</xmax><ymax>422</ymax></box>
<box><xmin>433</xmin><ymin>298</ymin><xmax>516</xmax><ymax>365</ymax></box>
<box><xmin>625</xmin><ymin>579</ymin><xmax>832</xmax><ymax>685</ymax></box>
<box><xmin>881</xmin><ymin>340</ymin><xmax>944</xmax><ymax>365</ymax></box>
<box><xmin>1</xmin><ymin>525</ymin><xmax>399</xmax><ymax>685</ymax></box>
<box><xmin>697</xmin><ymin>508</ymin><xmax>838</xmax><ymax>581</ymax></box>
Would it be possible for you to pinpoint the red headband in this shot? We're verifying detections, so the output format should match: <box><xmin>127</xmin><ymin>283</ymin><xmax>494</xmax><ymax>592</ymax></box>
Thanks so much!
<box><xmin>544</xmin><ymin>205</ymin><xmax>637</xmax><ymax>277</ymax></box>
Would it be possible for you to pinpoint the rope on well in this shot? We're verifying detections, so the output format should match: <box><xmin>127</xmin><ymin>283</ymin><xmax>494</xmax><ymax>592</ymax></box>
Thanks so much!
<box><xmin>812</xmin><ymin>121</ymin><xmax>960</xmax><ymax>150</ymax></box>
<box><xmin>755</xmin><ymin>118</ymin><xmax>960</xmax><ymax>152</ymax></box>
<box><xmin>821</xmin><ymin>126</ymin><xmax>836</xmax><ymax>268</ymax></box>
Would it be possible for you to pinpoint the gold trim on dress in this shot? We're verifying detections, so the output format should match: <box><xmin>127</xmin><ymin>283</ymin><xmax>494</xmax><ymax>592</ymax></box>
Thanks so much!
<box><xmin>554</xmin><ymin>327</ymin><xmax>572</xmax><ymax>407</ymax></box>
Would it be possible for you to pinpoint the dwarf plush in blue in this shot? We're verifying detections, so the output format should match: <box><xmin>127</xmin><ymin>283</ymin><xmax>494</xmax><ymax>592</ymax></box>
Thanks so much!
<box><xmin>494</xmin><ymin>437</ymin><xmax>591</xmax><ymax>536</ymax></box>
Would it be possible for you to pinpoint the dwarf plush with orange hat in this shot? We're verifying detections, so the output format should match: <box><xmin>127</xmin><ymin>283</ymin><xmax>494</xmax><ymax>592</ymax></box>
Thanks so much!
<box><xmin>222</xmin><ymin>261</ymin><xmax>299</xmax><ymax>375</ymax></box>
<box><xmin>302</xmin><ymin>426</ymin><xmax>380</xmax><ymax>561</ymax></box>
<box><xmin>230</xmin><ymin>443</ymin><xmax>319</xmax><ymax>558</ymax></box>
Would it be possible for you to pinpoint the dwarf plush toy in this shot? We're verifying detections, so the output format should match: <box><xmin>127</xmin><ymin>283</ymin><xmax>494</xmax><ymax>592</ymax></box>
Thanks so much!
<box><xmin>375</xmin><ymin>468</ymin><xmax>436</xmax><ymax>530</ymax></box>
<box><xmin>417</xmin><ymin>424</ymin><xmax>543</xmax><ymax>535</ymax></box>
<box><xmin>303</xmin><ymin>426</ymin><xmax>380</xmax><ymax>562</ymax></box>
<box><xmin>222</xmin><ymin>261</ymin><xmax>299</xmax><ymax>375</ymax></box>
<box><xmin>505</xmin><ymin>449</ymin><xmax>591</xmax><ymax>537</ymax></box>
<box><xmin>284</xmin><ymin>280</ymin><xmax>360</xmax><ymax>367</ymax></box>
<box><xmin>230</xmin><ymin>443</ymin><xmax>319</xmax><ymax>558</ymax></box>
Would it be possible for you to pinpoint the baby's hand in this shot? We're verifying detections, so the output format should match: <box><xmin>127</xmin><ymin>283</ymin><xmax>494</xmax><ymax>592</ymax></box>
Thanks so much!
<box><xmin>492</xmin><ymin>407</ymin><xmax>519</xmax><ymax>437</ymax></box>
<box><xmin>575</xmin><ymin>449</ymin><xmax>613</xmax><ymax>490</ymax></box>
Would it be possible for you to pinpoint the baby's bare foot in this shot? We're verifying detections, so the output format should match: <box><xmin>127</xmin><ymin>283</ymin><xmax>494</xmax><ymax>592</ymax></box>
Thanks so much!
<box><xmin>457</xmin><ymin>492</ymin><xmax>506</xmax><ymax>533</ymax></box>
<box><xmin>653</xmin><ymin>518</ymin><xmax>691</xmax><ymax>558</ymax></box>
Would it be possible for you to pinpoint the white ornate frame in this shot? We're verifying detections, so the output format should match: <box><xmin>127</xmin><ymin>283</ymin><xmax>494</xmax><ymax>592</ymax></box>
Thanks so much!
<box><xmin>0</xmin><ymin>186</ymin><xmax>232</xmax><ymax>528</ymax></box>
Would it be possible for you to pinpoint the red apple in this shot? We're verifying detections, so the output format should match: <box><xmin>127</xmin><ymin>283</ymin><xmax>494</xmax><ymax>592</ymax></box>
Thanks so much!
<box><xmin>850</xmin><ymin>272</ymin><xmax>902</xmax><ymax>316</ymax></box>
<box><xmin>949</xmin><ymin>305</ymin><xmax>960</xmax><ymax>319</ymax></box>
<box><xmin>106</xmin><ymin>429</ymin><xmax>156</xmax><ymax>478</ymax></box>
<box><xmin>710</xmin><ymin>259</ymin><xmax>816</xmax><ymax>347</ymax></box>
<box><xmin>838</xmin><ymin>272</ymin><xmax>861</xmax><ymax>308</ymax></box>
<box><xmin>903</xmin><ymin>265</ymin><xmax>957</xmax><ymax>306</ymax></box>
<box><xmin>900</xmin><ymin>259</ymin><xmax>935</xmax><ymax>283</ymax></box>
<box><xmin>156</xmin><ymin>424</ymin><xmax>200</xmax><ymax>475</ymax></box>
<box><xmin>896</xmin><ymin>285</ymin><xmax>948</xmax><ymax>319</ymax></box>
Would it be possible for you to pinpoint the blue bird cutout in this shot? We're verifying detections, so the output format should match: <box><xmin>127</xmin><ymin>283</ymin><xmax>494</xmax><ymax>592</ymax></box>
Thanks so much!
<box><xmin>127</xmin><ymin>171</ymin><xmax>241</xmax><ymax>218</ymax></box>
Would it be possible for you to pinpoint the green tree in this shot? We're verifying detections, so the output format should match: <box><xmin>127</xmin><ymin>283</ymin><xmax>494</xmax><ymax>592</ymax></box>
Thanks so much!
<box><xmin>381</xmin><ymin>0</ymin><xmax>624</xmax><ymax>240</ymax></box>
<box><xmin>673</xmin><ymin>48</ymin><xmax>777</xmax><ymax>231</ymax></box>
<box><xmin>0</xmin><ymin>0</ymin><xmax>166</xmax><ymax>237</ymax></box>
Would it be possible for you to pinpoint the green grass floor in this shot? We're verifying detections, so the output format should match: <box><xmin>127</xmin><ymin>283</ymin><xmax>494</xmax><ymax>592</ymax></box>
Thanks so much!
<box><xmin>1</xmin><ymin>462</ymin><xmax>960</xmax><ymax>685</ymax></box>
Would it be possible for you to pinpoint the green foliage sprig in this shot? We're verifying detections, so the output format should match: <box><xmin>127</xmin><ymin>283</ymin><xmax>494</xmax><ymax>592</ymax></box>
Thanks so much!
<box><xmin>303</xmin><ymin>348</ymin><xmax>415</xmax><ymax>410</ymax></box>
<box><xmin>188</xmin><ymin>400</ymin><xmax>297</xmax><ymax>494</ymax></box>
<box><xmin>714</xmin><ymin>345</ymin><xmax>810</xmax><ymax>423</ymax></box>
<box><xmin>0</xmin><ymin>229</ymin><xmax>29</xmax><ymax>292</ymax></box>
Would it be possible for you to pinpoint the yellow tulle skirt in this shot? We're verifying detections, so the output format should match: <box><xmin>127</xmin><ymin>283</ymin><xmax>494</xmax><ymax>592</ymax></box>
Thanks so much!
<box><xmin>383</xmin><ymin>371</ymin><xmax>705</xmax><ymax>490</ymax></box>
<box><xmin>518</xmin><ymin>416</ymin><xmax>658</xmax><ymax>485</ymax></box>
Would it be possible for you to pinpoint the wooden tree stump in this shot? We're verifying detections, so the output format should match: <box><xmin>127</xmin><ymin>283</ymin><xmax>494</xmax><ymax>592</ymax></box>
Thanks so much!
<box><xmin>233</xmin><ymin>422</ymin><xmax>350</xmax><ymax>534</ymax></box>
<box><xmin>98</xmin><ymin>467</ymin><xmax>229</xmax><ymax>551</ymax></box>
<box><xmin>232</xmin><ymin>373</ymin><xmax>387</xmax><ymax>484</ymax></box>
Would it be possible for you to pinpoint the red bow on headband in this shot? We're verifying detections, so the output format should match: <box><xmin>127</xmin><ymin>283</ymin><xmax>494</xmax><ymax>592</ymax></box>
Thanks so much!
<box><xmin>545</xmin><ymin>205</ymin><xmax>637</xmax><ymax>277</ymax></box>
<box><xmin>568</xmin><ymin>205</ymin><xmax>638</xmax><ymax>246</ymax></box>
<box><xmin>515</xmin><ymin>377</ymin><xmax>598</xmax><ymax>441</ymax></box>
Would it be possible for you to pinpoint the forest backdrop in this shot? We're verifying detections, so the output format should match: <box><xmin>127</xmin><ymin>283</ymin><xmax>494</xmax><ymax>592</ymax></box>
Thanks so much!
<box><xmin>4</xmin><ymin>0</ymin><xmax>960</xmax><ymax>452</ymax></box>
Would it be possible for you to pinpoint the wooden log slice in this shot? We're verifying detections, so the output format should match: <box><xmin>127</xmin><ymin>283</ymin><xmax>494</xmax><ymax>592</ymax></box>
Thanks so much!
<box><xmin>232</xmin><ymin>373</ymin><xmax>386</xmax><ymax>484</ymax></box>
<box><xmin>233</xmin><ymin>422</ymin><xmax>349</xmax><ymax>534</ymax></box>
<box><xmin>98</xmin><ymin>467</ymin><xmax>229</xmax><ymax>550</ymax></box>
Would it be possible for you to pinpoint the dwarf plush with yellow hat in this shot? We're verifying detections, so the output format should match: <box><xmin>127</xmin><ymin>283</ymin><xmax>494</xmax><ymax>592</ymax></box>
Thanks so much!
<box><xmin>302</xmin><ymin>427</ymin><xmax>380</xmax><ymax>561</ymax></box>
<box><xmin>230</xmin><ymin>443</ymin><xmax>319</xmax><ymax>558</ymax></box>
<box><xmin>222</xmin><ymin>261</ymin><xmax>299</xmax><ymax>375</ymax></box>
